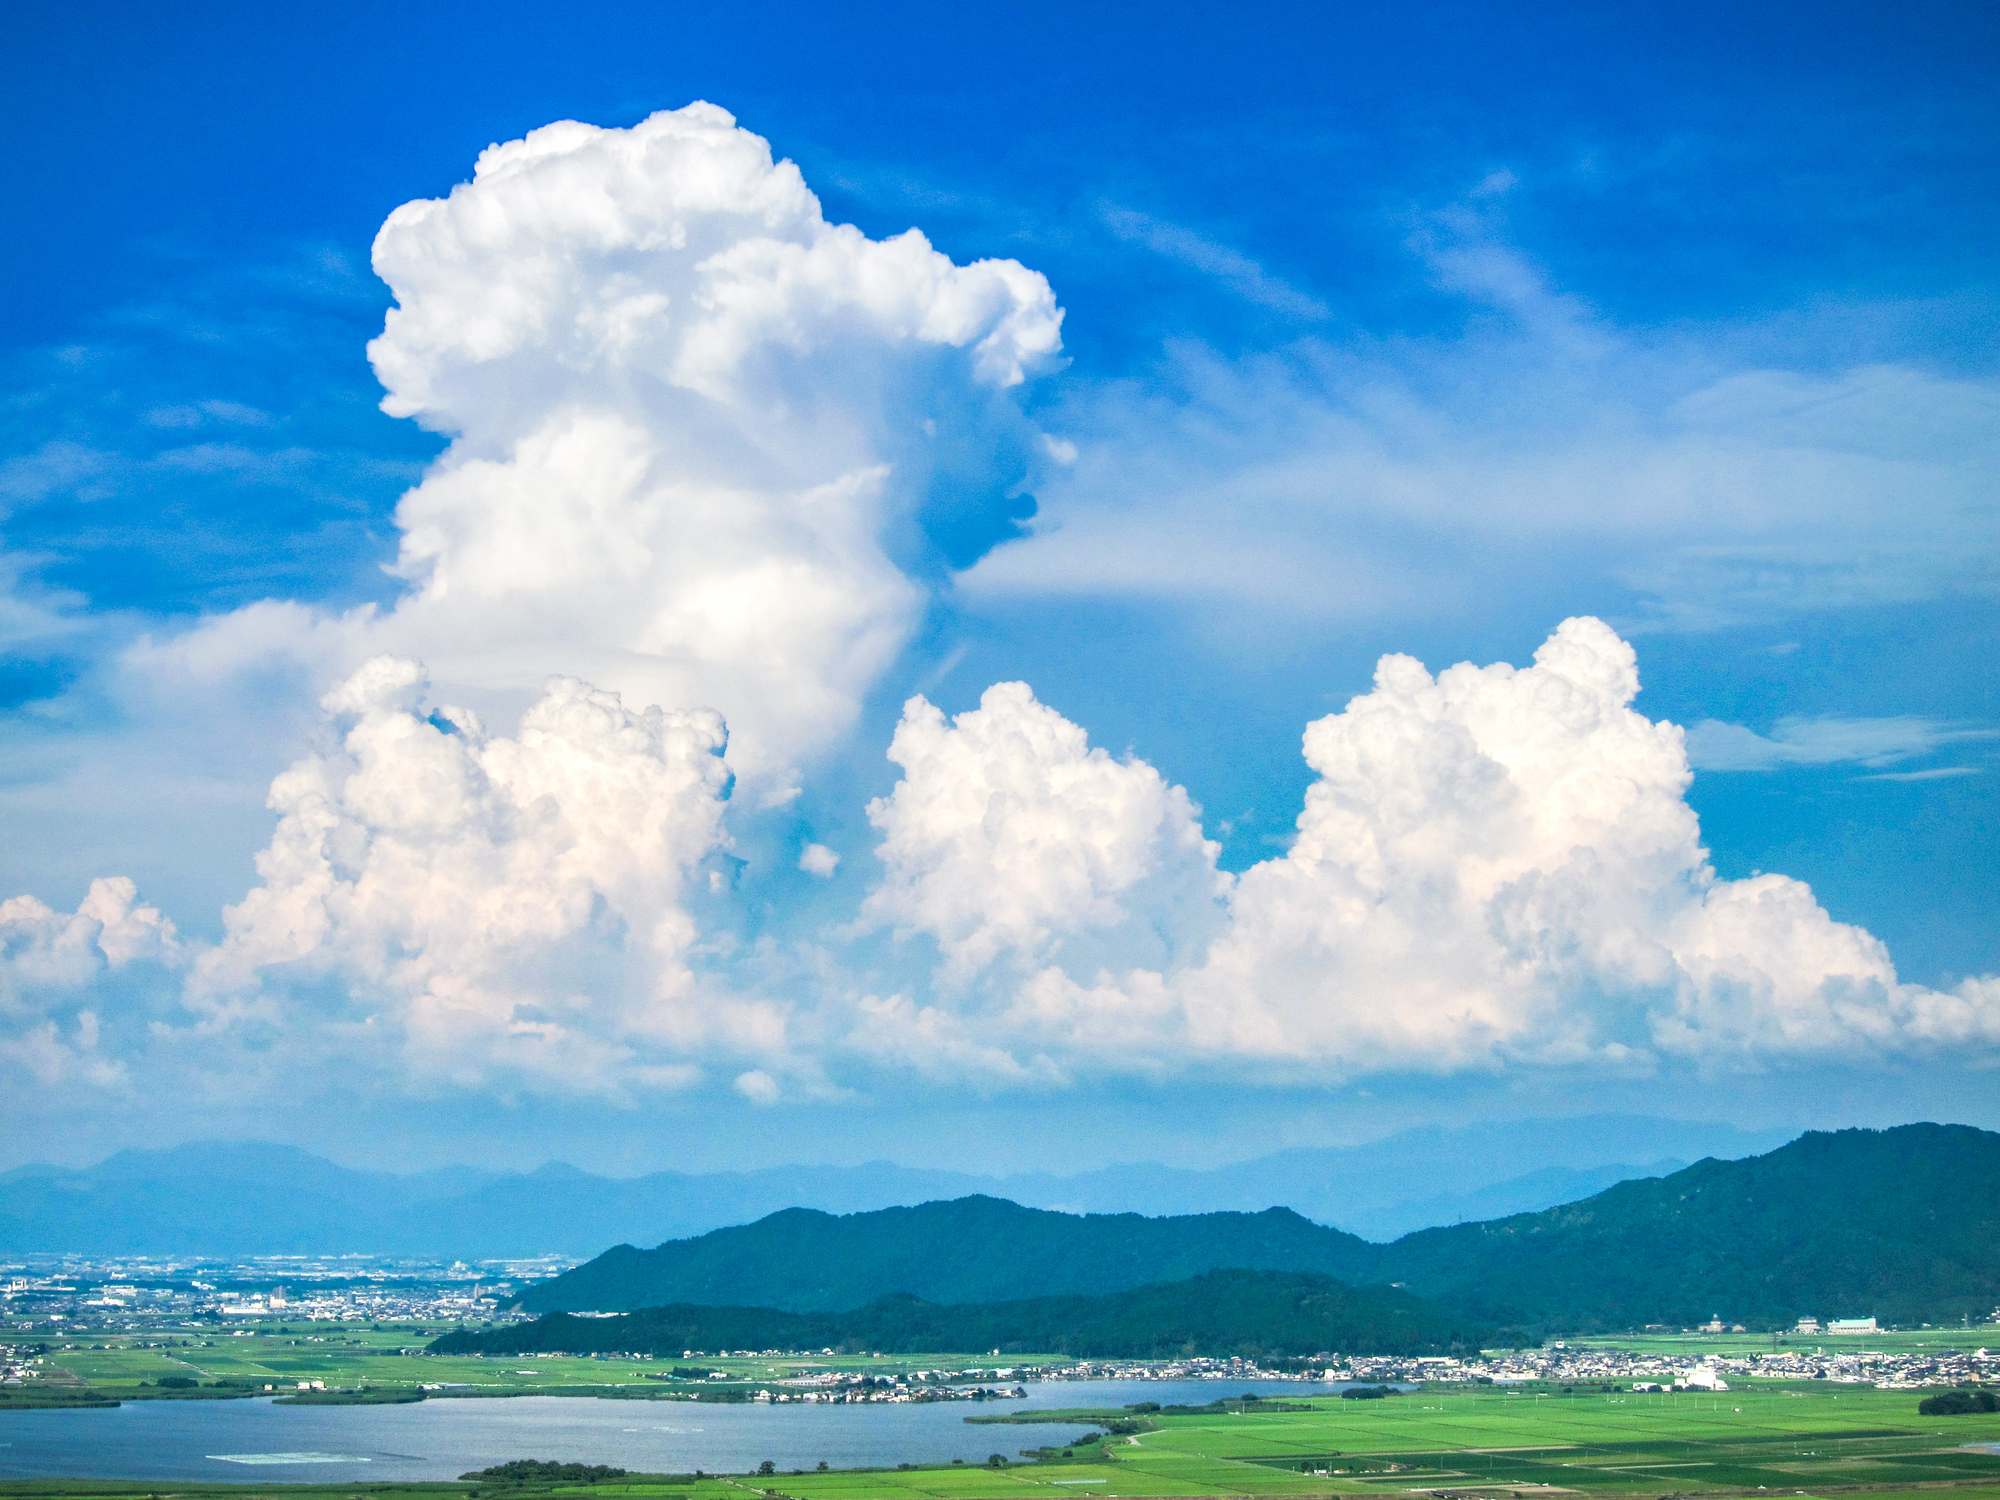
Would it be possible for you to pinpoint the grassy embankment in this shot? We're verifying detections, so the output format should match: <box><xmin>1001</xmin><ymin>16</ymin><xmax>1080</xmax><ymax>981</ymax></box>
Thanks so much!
<box><xmin>5</xmin><ymin>1372</ymin><xmax>2000</xmax><ymax>1500</ymax></box>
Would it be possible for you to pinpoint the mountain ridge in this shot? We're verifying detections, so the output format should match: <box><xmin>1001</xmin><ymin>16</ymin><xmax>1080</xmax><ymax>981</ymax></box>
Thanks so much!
<box><xmin>0</xmin><ymin>1115</ymin><xmax>1786</xmax><ymax>1255</ymax></box>
<box><xmin>516</xmin><ymin>1124</ymin><xmax>2000</xmax><ymax>1330</ymax></box>
<box><xmin>1377</xmin><ymin>1122</ymin><xmax>2000</xmax><ymax>1327</ymax></box>
<box><xmin>516</xmin><ymin>1197</ymin><xmax>1380</xmax><ymax>1315</ymax></box>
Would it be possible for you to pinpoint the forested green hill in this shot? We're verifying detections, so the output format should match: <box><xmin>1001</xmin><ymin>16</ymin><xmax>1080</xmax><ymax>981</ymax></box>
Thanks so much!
<box><xmin>460</xmin><ymin>1268</ymin><xmax>1490</xmax><ymax>1358</ymax></box>
<box><xmin>516</xmin><ymin>1124</ymin><xmax>1999</xmax><ymax>1331</ymax></box>
<box><xmin>1381</xmin><ymin>1122</ymin><xmax>2000</xmax><ymax>1328</ymax></box>
<box><xmin>515</xmin><ymin>1196</ymin><xmax>1378</xmax><ymax>1314</ymax></box>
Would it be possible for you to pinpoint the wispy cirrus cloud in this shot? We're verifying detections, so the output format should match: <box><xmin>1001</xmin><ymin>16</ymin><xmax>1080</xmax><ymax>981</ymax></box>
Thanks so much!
<box><xmin>960</xmin><ymin>220</ymin><xmax>2000</xmax><ymax>635</ymax></box>
<box><xmin>1685</xmin><ymin>715</ymin><xmax>1997</xmax><ymax>772</ymax></box>
<box><xmin>1858</xmin><ymin>766</ymin><xmax>1983</xmax><ymax>783</ymax></box>
<box><xmin>1100</xmin><ymin>205</ymin><xmax>1330</xmax><ymax>321</ymax></box>
<box><xmin>142</xmin><ymin>400</ymin><xmax>272</xmax><ymax>430</ymax></box>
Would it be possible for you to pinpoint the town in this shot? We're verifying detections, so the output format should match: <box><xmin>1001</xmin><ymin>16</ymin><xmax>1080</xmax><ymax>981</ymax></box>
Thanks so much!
<box><xmin>0</xmin><ymin>1253</ymin><xmax>567</xmax><ymax>1332</ymax></box>
<box><xmin>978</xmin><ymin>1342</ymin><xmax>2000</xmax><ymax>1393</ymax></box>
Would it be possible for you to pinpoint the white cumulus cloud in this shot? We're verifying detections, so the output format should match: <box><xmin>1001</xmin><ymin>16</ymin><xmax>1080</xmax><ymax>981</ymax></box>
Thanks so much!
<box><xmin>1171</xmin><ymin>618</ymin><xmax>1995</xmax><ymax>1073</ymax></box>
<box><xmin>8</xmin><ymin>111</ymin><xmax>1996</xmax><ymax>1124</ymax></box>
<box><xmin>0</xmin><ymin>877</ymin><xmax>179</xmax><ymax>1089</ymax></box>
<box><xmin>0</xmin><ymin>877</ymin><xmax>179</xmax><ymax>985</ymax></box>
<box><xmin>189</xmin><ymin>655</ymin><xmax>738</xmax><ymax>1094</ymax></box>
<box><xmin>862</xmin><ymin>682</ymin><xmax>1227</xmax><ymax>986</ymax></box>
<box><xmin>2</xmin><ymin>103</ymin><xmax>1070</xmax><ymax>1111</ymax></box>
<box><xmin>857</xmin><ymin>620</ymin><xmax>2000</xmax><ymax>1081</ymax></box>
<box><xmin>7</xmin><ymin>617</ymin><xmax>1997</xmax><ymax>1108</ymax></box>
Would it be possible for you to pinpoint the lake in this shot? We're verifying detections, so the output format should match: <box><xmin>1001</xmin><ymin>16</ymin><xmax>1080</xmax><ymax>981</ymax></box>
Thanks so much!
<box><xmin>0</xmin><ymin>1378</ymin><xmax>1336</xmax><ymax>1481</ymax></box>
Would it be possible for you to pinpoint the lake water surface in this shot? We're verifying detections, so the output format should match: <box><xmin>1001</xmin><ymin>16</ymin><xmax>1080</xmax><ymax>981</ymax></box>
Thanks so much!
<box><xmin>0</xmin><ymin>1378</ymin><xmax>1336</xmax><ymax>1481</ymax></box>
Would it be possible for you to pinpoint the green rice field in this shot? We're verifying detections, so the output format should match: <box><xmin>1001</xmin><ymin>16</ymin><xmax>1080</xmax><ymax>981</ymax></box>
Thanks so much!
<box><xmin>5</xmin><ymin>1371</ymin><xmax>1999</xmax><ymax>1500</ymax></box>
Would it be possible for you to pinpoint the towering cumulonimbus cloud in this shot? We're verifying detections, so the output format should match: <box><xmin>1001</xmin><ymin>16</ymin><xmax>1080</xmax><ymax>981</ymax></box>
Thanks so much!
<box><xmin>350</xmin><ymin>102</ymin><xmax>1064</xmax><ymax>780</ymax></box>
<box><xmin>862</xmin><ymin>618</ymin><xmax>2000</xmax><ymax>1079</ymax></box>
<box><xmin>4</xmin><ymin>103</ymin><xmax>1070</xmax><ymax>1100</ymax></box>
<box><xmin>189</xmin><ymin>655</ymin><xmax>738</xmax><ymax>1093</ymax></box>
<box><xmin>140</xmin><ymin>103</ymin><xmax>1066</xmax><ymax>788</ymax></box>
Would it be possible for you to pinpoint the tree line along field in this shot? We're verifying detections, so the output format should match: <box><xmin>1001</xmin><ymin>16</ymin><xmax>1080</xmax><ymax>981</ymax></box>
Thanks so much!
<box><xmin>11</xmin><ymin>1324</ymin><xmax>1047</xmax><ymax>1403</ymax></box>
<box><xmin>4</xmin><ymin>1379</ymin><xmax>2000</xmax><ymax>1500</ymax></box>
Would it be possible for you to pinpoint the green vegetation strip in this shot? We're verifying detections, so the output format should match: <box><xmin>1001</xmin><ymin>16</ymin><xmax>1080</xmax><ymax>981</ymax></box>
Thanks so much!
<box><xmin>5</xmin><ymin>1377</ymin><xmax>2000</xmax><ymax>1500</ymax></box>
<box><xmin>445</xmin><ymin>1270</ymin><xmax>1495</xmax><ymax>1359</ymax></box>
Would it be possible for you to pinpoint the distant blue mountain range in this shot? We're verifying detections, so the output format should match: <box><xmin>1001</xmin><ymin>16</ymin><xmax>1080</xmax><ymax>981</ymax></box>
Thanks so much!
<box><xmin>0</xmin><ymin>1114</ymin><xmax>1792</xmax><ymax>1256</ymax></box>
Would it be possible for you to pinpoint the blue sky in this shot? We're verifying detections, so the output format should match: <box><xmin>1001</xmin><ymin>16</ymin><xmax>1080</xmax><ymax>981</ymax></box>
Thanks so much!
<box><xmin>1</xmin><ymin>1</ymin><xmax>1996</xmax><ymax>1174</ymax></box>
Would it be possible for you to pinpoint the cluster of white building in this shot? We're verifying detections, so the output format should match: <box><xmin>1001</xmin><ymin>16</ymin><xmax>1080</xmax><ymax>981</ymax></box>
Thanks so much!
<box><xmin>751</xmin><ymin>1381</ymin><xmax>1028</xmax><ymax>1404</ymax></box>
<box><xmin>5</xmin><ymin>1256</ymin><xmax>572</xmax><ymax>1336</ymax></box>
<box><xmin>1029</xmin><ymin>1355</ymin><xmax>1292</xmax><ymax>1381</ymax></box>
<box><xmin>0</xmin><ymin>1344</ymin><xmax>39</xmax><ymax>1387</ymax></box>
<box><xmin>989</xmin><ymin>1341</ymin><xmax>1996</xmax><ymax>1395</ymax></box>
<box><xmin>0</xmin><ymin>1254</ymin><xmax>570</xmax><ymax>1332</ymax></box>
<box><xmin>1302</xmin><ymin>1342</ymin><xmax>2000</xmax><ymax>1392</ymax></box>
<box><xmin>1793</xmin><ymin>1316</ymin><xmax>1882</xmax><ymax>1334</ymax></box>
